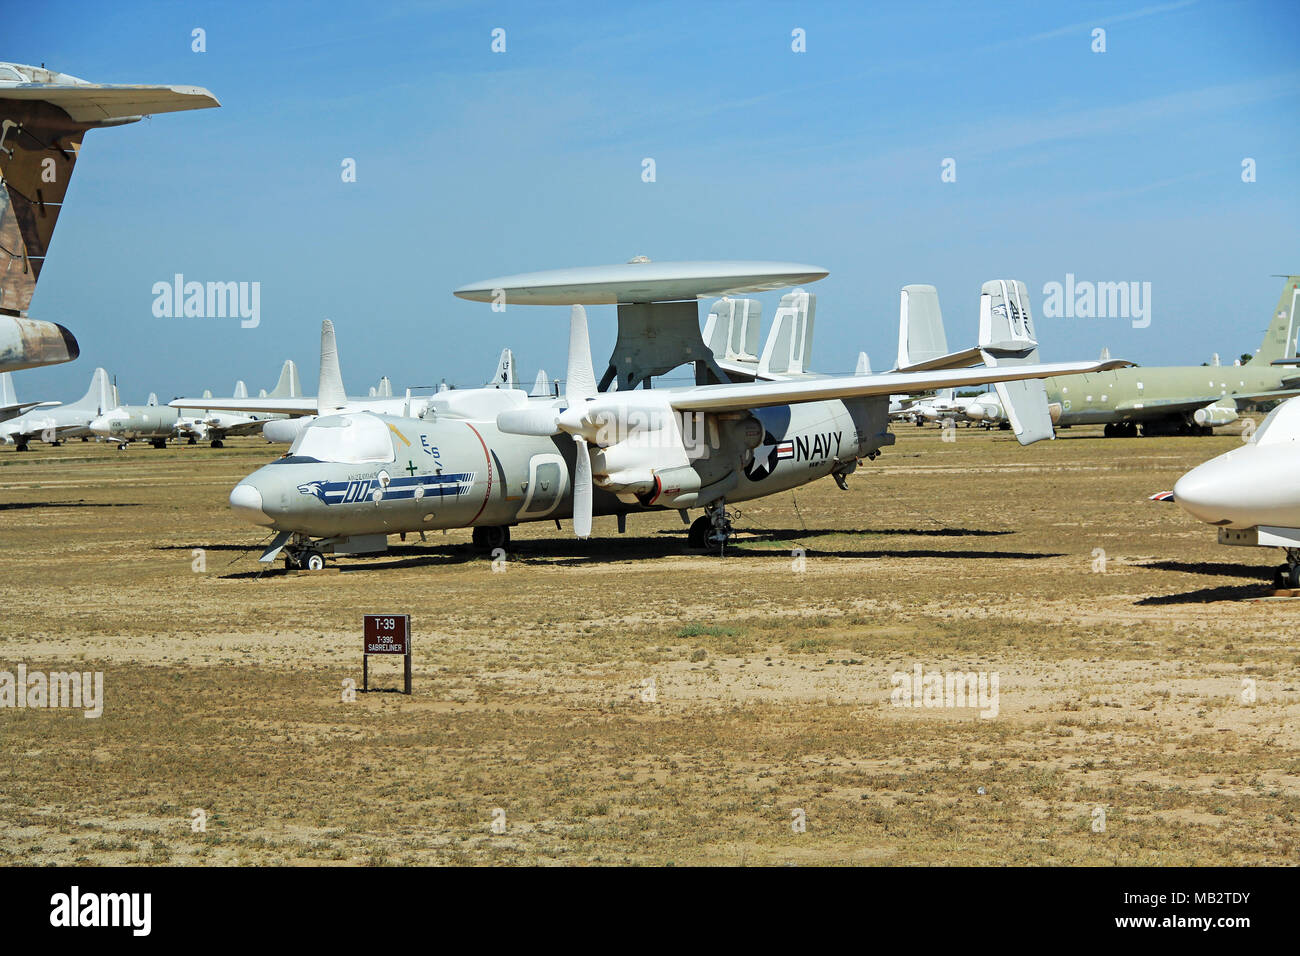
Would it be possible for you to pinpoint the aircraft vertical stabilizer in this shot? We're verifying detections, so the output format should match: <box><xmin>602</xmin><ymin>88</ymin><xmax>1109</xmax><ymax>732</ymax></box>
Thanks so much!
<box><xmin>269</xmin><ymin>360</ymin><xmax>301</xmax><ymax>399</ymax></box>
<box><xmin>487</xmin><ymin>349</ymin><xmax>514</xmax><ymax>388</ymax></box>
<box><xmin>897</xmin><ymin>285</ymin><xmax>949</xmax><ymax>369</ymax></box>
<box><xmin>317</xmin><ymin>321</ymin><xmax>347</xmax><ymax>412</ymax></box>
<box><xmin>757</xmin><ymin>291</ymin><xmax>815</xmax><ymax>376</ymax></box>
<box><xmin>978</xmin><ymin>279</ymin><xmax>1054</xmax><ymax>444</ymax></box>
<box><xmin>704</xmin><ymin>297</ymin><xmax>762</xmax><ymax>363</ymax></box>
<box><xmin>1255</xmin><ymin>275</ymin><xmax>1300</xmax><ymax>364</ymax></box>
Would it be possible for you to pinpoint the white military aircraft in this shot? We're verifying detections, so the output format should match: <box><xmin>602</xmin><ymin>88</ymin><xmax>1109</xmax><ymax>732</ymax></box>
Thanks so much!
<box><xmin>2</xmin><ymin>367</ymin><xmax>115</xmax><ymax>448</ymax></box>
<box><xmin>219</xmin><ymin>260</ymin><xmax>1125</xmax><ymax>570</ymax></box>
<box><xmin>1167</xmin><ymin>391</ymin><xmax>1300</xmax><ymax>588</ymax></box>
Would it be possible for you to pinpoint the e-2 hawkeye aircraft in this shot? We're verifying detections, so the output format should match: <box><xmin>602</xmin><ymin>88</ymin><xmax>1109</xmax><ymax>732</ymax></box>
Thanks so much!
<box><xmin>222</xmin><ymin>261</ymin><xmax>1126</xmax><ymax>570</ymax></box>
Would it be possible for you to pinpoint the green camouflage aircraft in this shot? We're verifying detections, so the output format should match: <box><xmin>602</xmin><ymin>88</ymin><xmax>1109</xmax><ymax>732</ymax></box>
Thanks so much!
<box><xmin>1047</xmin><ymin>275</ymin><xmax>1300</xmax><ymax>436</ymax></box>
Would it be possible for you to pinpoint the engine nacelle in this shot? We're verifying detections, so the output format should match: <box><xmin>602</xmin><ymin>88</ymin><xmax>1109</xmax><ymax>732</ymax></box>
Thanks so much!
<box><xmin>1193</xmin><ymin>402</ymin><xmax>1238</xmax><ymax>427</ymax></box>
<box><xmin>264</xmin><ymin>417</ymin><xmax>313</xmax><ymax>443</ymax></box>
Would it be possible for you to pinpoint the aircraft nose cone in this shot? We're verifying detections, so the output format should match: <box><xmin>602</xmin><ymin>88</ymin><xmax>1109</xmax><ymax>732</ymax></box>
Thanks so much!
<box><xmin>229</xmin><ymin>482</ymin><xmax>273</xmax><ymax>526</ymax></box>
<box><xmin>1173</xmin><ymin>460</ymin><xmax>1236</xmax><ymax>526</ymax></box>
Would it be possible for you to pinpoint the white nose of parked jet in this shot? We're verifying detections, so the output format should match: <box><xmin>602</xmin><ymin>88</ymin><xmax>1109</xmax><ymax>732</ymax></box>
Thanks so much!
<box><xmin>229</xmin><ymin>483</ymin><xmax>273</xmax><ymax>526</ymax></box>
<box><xmin>1173</xmin><ymin>461</ymin><xmax>1236</xmax><ymax>526</ymax></box>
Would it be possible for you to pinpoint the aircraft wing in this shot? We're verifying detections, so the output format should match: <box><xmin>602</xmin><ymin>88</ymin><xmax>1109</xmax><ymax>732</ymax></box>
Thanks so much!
<box><xmin>669</xmin><ymin>360</ymin><xmax>1129</xmax><ymax>413</ymax></box>
<box><xmin>1113</xmin><ymin>390</ymin><xmax>1300</xmax><ymax>415</ymax></box>
<box><xmin>170</xmin><ymin>397</ymin><xmax>318</xmax><ymax>415</ymax></box>
<box><xmin>0</xmin><ymin>83</ymin><xmax>220</xmax><ymax>124</ymax></box>
<box><xmin>0</xmin><ymin>400</ymin><xmax>58</xmax><ymax>424</ymax></box>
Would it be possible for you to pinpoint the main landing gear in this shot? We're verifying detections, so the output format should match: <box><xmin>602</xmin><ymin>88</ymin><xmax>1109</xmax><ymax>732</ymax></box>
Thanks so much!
<box><xmin>283</xmin><ymin>544</ymin><xmax>326</xmax><ymax>571</ymax></box>
<box><xmin>210</xmin><ymin>439</ymin><xmax>224</xmax><ymax>448</ymax></box>
<box><xmin>471</xmin><ymin>525</ymin><xmax>510</xmax><ymax>552</ymax></box>
<box><xmin>688</xmin><ymin>500</ymin><xmax>734</xmax><ymax>554</ymax></box>
<box><xmin>1274</xmin><ymin>549</ymin><xmax>1300</xmax><ymax>590</ymax></box>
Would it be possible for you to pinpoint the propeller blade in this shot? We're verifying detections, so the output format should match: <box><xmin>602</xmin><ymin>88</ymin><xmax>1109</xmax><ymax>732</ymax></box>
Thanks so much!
<box><xmin>496</xmin><ymin>406</ymin><xmax>562</xmax><ymax>436</ymax></box>
<box><xmin>572</xmin><ymin>435</ymin><xmax>593</xmax><ymax>538</ymax></box>
<box><xmin>566</xmin><ymin>305</ymin><xmax>597</xmax><ymax>403</ymax></box>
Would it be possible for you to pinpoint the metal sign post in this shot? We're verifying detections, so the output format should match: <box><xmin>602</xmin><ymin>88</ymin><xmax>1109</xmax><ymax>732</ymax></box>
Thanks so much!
<box><xmin>362</xmin><ymin>614</ymin><xmax>411</xmax><ymax>694</ymax></box>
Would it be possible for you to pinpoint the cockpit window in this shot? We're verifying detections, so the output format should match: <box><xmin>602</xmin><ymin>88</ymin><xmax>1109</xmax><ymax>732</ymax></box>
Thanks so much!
<box><xmin>287</xmin><ymin>413</ymin><xmax>395</xmax><ymax>463</ymax></box>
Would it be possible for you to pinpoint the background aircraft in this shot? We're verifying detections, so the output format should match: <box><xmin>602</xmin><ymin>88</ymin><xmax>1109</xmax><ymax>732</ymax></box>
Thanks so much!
<box><xmin>1049</xmin><ymin>276</ymin><xmax>1300</xmax><ymax>435</ymax></box>
<box><xmin>1</xmin><ymin>366</ymin><xmax>113</xmax><ymax>449</ymax></box>
<box><xmin>0</xmin><ymin>61</ymin><xmax>217</xmax><ymax>373</ymax></box>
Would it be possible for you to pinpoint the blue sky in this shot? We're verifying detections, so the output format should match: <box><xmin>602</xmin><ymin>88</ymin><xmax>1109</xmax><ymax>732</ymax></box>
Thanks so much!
<box><xmin>7</xmin><ymin>0</ymin><xmax>1299</xmax><ymax>402</ymax></box>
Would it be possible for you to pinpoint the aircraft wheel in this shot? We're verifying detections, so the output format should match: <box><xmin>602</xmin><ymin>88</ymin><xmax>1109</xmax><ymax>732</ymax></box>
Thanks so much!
<box><xmin>1103</xmin><ymin>423</ymin><xmax>1115</xmax><ymax>437</ymax></box>
<box><xmin>14</xmin><ymin>442</ymin><xmax>27</xmax><ymax>452</ymax></box>
<box><xmin>151</xmin><ymin>438</ymin><xmax>167</xmax><ymax>449</ymax></box>
<box><xmin>471</xmin><ymin>525</ymin><xmax>510</xmax><ymax>552</ymax></box>
<box><xmin>1282</xmin><ymin>565</ymin><xmax>1300</xmax><ymax>589</ymax></box>
<box><xmin>688</xmin><ymin>515</ymin><xmax>711</xmax><ymax>549</ymax></box>
<box><xmin>50</xmin><ymin>440</ymin><xmax>62</xmax><ymax>447</ymax></box>
<box><xmin>117</xmin><ymin>443</ymin><xmax>128</xmax><ymax>451</ymax></box>
<box><xmin>187</xmin><ymin>436</ymin><xmax>197</xmax><ymax>445</ymax></box>
<box><xmin>303</xmin><ymin>550</ymin><xmax>326</xmax><ymax>571</ymax></box>
<box><xmin>211</xmin><ymin>439</ymin><xmax>224</xmax><ymax>448</ymax></box>
<box><xmin>81</xmin><ymin>437</ymin><xmax>88</xmax><ymax>442</ymax></box>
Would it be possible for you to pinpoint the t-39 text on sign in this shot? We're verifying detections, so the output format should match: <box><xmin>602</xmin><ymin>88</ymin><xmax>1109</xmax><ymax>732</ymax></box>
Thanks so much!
<box><xmin>363</xmin><ymin>614</ymin><xmax>409</xmax><ymax>654</ymax></box>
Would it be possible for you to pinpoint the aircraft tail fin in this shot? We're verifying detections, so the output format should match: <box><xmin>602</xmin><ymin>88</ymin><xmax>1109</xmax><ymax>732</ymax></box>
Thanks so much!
<box><xmin>531</xmin><ymin>369</ymin><xmax>551</xmax><ymax>397</ymax></box>
<box><xmin>856</xmin><ymin>352</ymin><xmax>870</xmax><ymax>375</ymax></box>
<box><xmin>234</xmin><ymin>380</ymin><xmax>248</xmax><ymax>399</ymax></box>
<box><xmin>897</xmin><ymin>285</ymin><xmax>949</xmax><ymax>369</ymax></box>
<box><xmin>376</xmin><ymin>376</ymin><xmax>392</xmax><ymax>397</ymax></box>
<box><xmin>704</xmin><ymin>297</ymin><xmax>762</xmax><ymax>363</ymax></box>
<box><xmin>66</xmin><ymin>367</ymin><xmax>113</xmax><ymax>412</ymax></box>
<box><xmin>318</xmin><ymin>320</ymin><xmax>347</xmax><ymax>412</ymax></box>
<box><xmin>757</xmin><ymin>291</ymin><xmax>815</xmax><ymax>376</ymax></box>
<box><xmin>268</xmin><ymin>359</ymin><xmax>301</xmax><ymax>399</ymax></box>
<box><xmin>978</xmin><ymin>279</ymin><xmax>1054</xmax><ymax>444</ymax></box>
<box><xmin>0</xmin><ymin>63</ymin><xmax>218</xmax><ymax>320</ymax></box>
<box><xmin>1254</xmin><ymin>275</ymin><xmax>1300</xmax><ymax>364</ymax></box>
<box><xmin>487</xmin><ymin>348</ymin><xmax>514</xmax><ymax>388</ymax></box>
<box><xmin>147</xmin><ymin>392</ymin><xmax>158</xmax><ymax>407</ymax></box>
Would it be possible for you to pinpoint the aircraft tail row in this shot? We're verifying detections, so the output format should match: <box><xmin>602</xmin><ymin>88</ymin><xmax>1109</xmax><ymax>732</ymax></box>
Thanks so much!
<box><xmin>704</xmin><ymin>292</ymin><xmax>816</xmax><ymax>377</ymax></box>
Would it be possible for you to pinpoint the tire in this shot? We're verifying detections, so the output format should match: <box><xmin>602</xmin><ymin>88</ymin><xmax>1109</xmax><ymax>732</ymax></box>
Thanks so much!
<box><xmin>211</xmin><ymin>439</ymin><xmax>224</xmax><ymax>448</ymax></box>
<box><xmin>471</xmin><ymin>525</ymin><xmax>510</xmax><ymax>552</ymax></box>
<box><xmin>304</xmin><ymin>550</ymin><xmax>326</xmax><ymax>571</ymax></box>
<box><xmin>688</xmin><ymin>515</ymin><xmax>711</xmax><ymax>549</ymax></box>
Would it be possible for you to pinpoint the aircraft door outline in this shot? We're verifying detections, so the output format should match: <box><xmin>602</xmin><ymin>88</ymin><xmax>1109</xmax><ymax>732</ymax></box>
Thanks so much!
<box><xmin>518</xmin><ymin>453</ymin><xmax>568</xmax><ymax>519</ymax></box>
